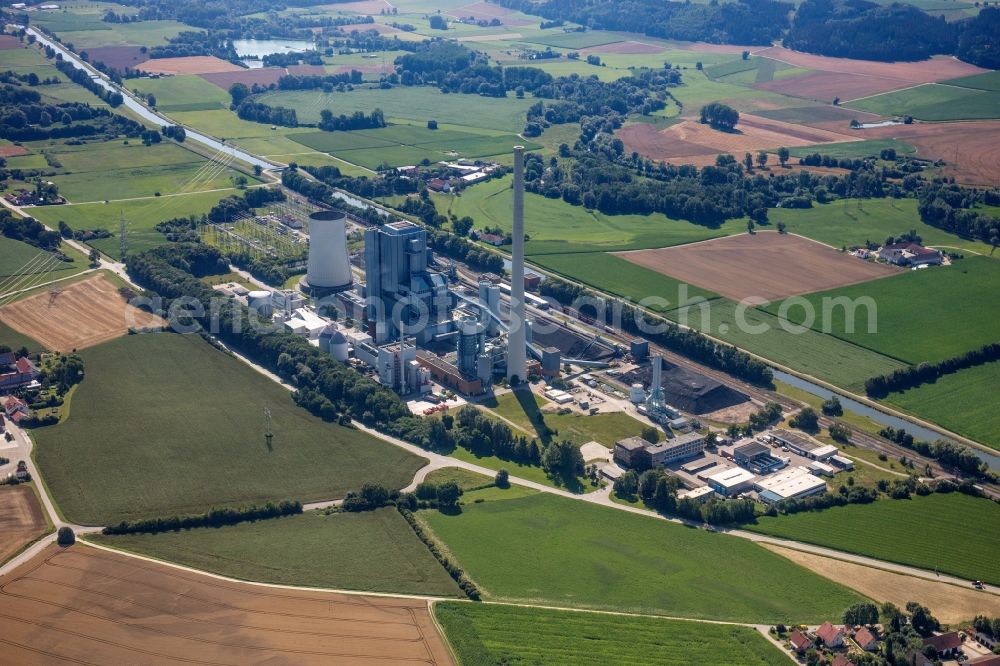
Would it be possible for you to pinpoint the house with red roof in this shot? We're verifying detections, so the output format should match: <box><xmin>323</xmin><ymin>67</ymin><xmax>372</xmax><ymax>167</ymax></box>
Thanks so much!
<box><xmin>831</xmin><ymin>654</ymin><xmax>856</xmax><ymax>666</ymax></box>
<box><xmin>923</xmin><ymin>631</ymin><xmax>963</xmax><ymax>659</ymax></box>
<box><xmin>0</xmin><ymin>354</ymin><xmax>39</xmax><ymax>393</ymax></box>
<box><xmin>853</xmin><ymin>626</ymin><xmax>879</xmax><ymax>651</ymax></box>
<box><xmin>789</xmin><ymin>630</ymin><xmax>812</xmax><ymax>654</ymax></box>
<box><xmin>3</xmin><ymin>396</ymin><xmax>28</xmax><ymax>422</ymax></box>
<box><xmin>816</xmin><ymin>621</ymin><xmax>845</xmax><ymax>648</ymax></box>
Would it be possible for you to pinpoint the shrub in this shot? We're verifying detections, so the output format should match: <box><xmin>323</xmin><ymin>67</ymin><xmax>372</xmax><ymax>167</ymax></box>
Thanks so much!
<box><xmin>57</xmin><ymin>526</ymin><xmax>75</xmax><ymax>545</ymax></box>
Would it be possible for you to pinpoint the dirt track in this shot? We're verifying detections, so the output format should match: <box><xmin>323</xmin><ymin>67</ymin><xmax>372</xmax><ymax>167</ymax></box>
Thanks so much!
<box><xmin>0</xmin><ymin>545</ymin><xmax>453</xmax><ymax>665</ymax></box>
<box><xmin>0</xmin><ymin>275</ymin><xmax>164</xmax><ymax>352</ymax></box>
<box><xmin>764</xmin><ymin>544</ymin><xmax>1000</xmax><ymax>625</ymax></box>
<box><xmin>615</xmin><ymin>231</ymin><xmax>895</xmax><ymax>302</ymax></box>
<box><xmin>0</xmin><ymin>486</ymin><xmax>47</xmax><ymax>565</ymax></box>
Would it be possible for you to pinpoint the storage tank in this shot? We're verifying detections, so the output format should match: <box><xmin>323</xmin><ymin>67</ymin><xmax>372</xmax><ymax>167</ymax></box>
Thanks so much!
<box><xmin>629</xmin><ymin>383</ymin><xmax>646</xmax><ymax>403</ymax></box>
<box><xmin>248</xmin><ymin>290</ymin><xmax>273</xmax><ymax>318</ymax></box>
<box><xmin>303</xmin><ymin>210</ymin><xmax>352</xmax><ymax>294</ymax></box>
<box><xmin>328</xmin><ymin>329</ymin><xmax>349</xmax><ymax>362</ymax></box>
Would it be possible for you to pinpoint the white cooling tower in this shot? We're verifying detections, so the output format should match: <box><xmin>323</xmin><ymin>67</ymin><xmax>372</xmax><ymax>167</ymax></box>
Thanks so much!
<box><xmin>303</xmin><ymin>210</ymin><xmax>352</xmax><ymax>294</ymax></box>
<box><xmin>248</xmin><ymin>290</ymin><xmax>273</xmax><ymax>318</ymax></box>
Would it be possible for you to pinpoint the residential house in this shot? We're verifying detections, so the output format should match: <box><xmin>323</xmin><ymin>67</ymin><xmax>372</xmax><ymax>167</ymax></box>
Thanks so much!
<box><xmin>878</xmin><ymin>242</ymin><xmax>943</xmax><ymax>267</ymax></box>
<box><xmin>816</xmin><ymin>621</ymin><xmax>845</xmax><ymax>648</ymax></box>
<box><xmin>477</xmin><ymin>233</ymin><xmax>505</xmax><ymax>247</ymax></box>
<box><xmin>3</xmin><ymin>396</ymin><xmax>29</xmax><ymax>423</ymax></box>
<box><xmin>0</xmin><ymin>354</ymin><xmax>39</xmax><ymax>393</ymax></box>
<box><xmin>853</xmin><ymin>626</ymin><xmax>879</xmax><ymax>651</ymax></box>
<box><xmin>789</xmin><ymin>630</ymin><xmax>812</xmax><ymax>654</ymax></box>
<box><xmin>427</xmin><ymin>178</ymin><xmax>451</xmax><ymax>192</ymax></box>
<box><xmin>923</xmin><ymin>632</ymin><xmax>962</xmax><ymax>659</ymax></box>
<box><xmin>832</xmin><ymin>655</ymin><xmax>856</xmax><ymax>666</ymax></box>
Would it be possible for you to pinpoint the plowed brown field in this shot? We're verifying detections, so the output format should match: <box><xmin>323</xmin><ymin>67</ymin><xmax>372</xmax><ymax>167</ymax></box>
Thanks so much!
<box><xmin>0</xmin><ymin>486</ymin><xmax>47</xmax><ymax>565</ymax></box>
<box><xmin>861</xmin><ymin>120</ymin><xmax>1000</xmax><ymax>185</ymax></box>
<box><xmin>755</xmin><ymin>71</ymin><xmax>911</xmax><ymax>102</ymax></box>
<box><xmin>84</xmin><ymin>46</ymin><xmax>149</xmax><ymax>71</ymax></box>
<box><xmin>754</xmin><ymin>47</ymin><xmax>986</xmax><ymax>83</ymax></box>
<box><xmin>0</xmin><ymin>545</ymin><xmax>453</xmax><ymax>665</ymax></box>
<box><xmin>0</xmin><ymin>275</ymin><xmax>164</xmax><ymax>352</ymax></box>
<box><xmin>620</xmin><ymin>115</ymin><xmax>855</xmax><ymax>162</ymax></box>
<box><xmin>615</xmin><ymin>231</ymin><xmax>895</xmax><ymax>302</ymax></box>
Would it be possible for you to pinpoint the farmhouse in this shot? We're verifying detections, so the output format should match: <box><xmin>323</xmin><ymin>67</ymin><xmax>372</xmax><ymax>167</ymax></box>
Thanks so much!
<box><xmin>831</xmin><ymin>655</ymin><xmax>856</xmax><ymax>666</ymax></box>
<box><xmin>878</xmin><ymin>242</ymin><xmax>942</xmax><ymax>267</ymax></box>
<box><xmin>755</xmin><ymin>466</ymin><xmax>828</xmax><ymax>504</ymax></box>
<box><xmin>789</xmin><ymin>630</ymin><xmax>813</xmax><ymax>654</ymax></box>
<box><xmin>816</xmin><ymin>621</ymin><xmax>845</xmax><ymax>648</ymax></box>
<box><xmin>772</xmin><ymin>429</ymin><xmax>837</xmax><ymax>460</ymax></box>
<box><xmin>733</xmin><ymin>440</ymin><xmax>785</xmax><ymax>473</ymax></box>
<box><xmin>923</xmin><ymin>632</ymin><xmax>962</xmax><ymax>659</ymax></box>
<box><xmin>3</xmin><ymin>396</ymin><xmax>28</xmax><ymax>423</ymax></box>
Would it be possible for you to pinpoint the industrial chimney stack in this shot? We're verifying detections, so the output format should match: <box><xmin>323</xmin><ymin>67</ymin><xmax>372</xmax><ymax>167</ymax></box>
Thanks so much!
<box><xmin>507</xmin><ymin>146</ymin><xmax>528</xmax><ymax>382</ymax></box>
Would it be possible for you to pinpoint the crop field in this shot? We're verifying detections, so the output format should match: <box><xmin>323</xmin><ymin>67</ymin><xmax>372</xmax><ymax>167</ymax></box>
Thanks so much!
<box><xmin>941</xmin><ymin>70</ymin><xmax>1000</xmax><ymax>92</ymax></box>
<box><xmin>53</xmin><ymin>159</ymin><xmax>252</xmax><ymax>204</ymax></box>
<box><xmin>0</xmin><ymin>275</ymin><xmax>163</xmax><ymax>352</ymax></box>
<box><xmin>36</xmin><ymin>21</ymin><xmax>191</xmax><ymax>48</ymax></box>
<box><xmin>884</xmin><ymin>360</ymin><xmax>1000</xmax><ymax>451</ymax></box>
<box><xmin>848</xmin><ymin>83</ymin><xmax>1000</xmax><ymax>121</ymax></box>
<box><xmin>666</xmin><ymin>299</ymin><xmax>906</xmax><ymax>391</ymax></box>
<box><xmin>435</xmin><ymin>602</ymin><xmax>789</xmax><ymax>666</ymax></box>
<box><xmin>30</xmin><ymin>188</ymin><xmax>241</xmax><ymax>259</ymax></box>
<box><xmin>521</xmin><ymin>32</ymin><xmax>625</xmax><ymax>49</ymax></box>
<box><xmin>447</xmin><ymin>175</ymin><xmax>743</xmax><ymax>255</ymax></box>
<box><xmin>94</xmin><ymin>509</ymin><xmax>461</xmax><ymax>596</ymax></box>
<box><xmin>0</xmin><ymin>485</ymin><xmax>48</xmax><ymax>565</ymax></box>
<box><xmin>129</xmin><ymin>74</ymin><xmax>230</xmax><ymax>112</ymax></box>
<box><xmin>756</xmin><ymin>71</ymin><xmax>910</xmax><ymax>103</ymax></box>
<box><xmin>0</xmin><ymin>545</ymin><xmax>454</xmax><ymax>664</ymax></box>
<box><xmin>418</xmin><ymin>493</ymin><xmax>863</xmax><ymax>623</ymax></box>
<box><xmin>752</xmin><ymin>47</ymin><xmax>986</xmax><ymax>84</ymax></box>
<box><xmin>84</xmin><ymin>45</ymin><xmax>148</xmax><ymax>70</ymax></box>
<box><xmin>481</xmin><ymin>390</ymin><xmax>649</xmax><ymax>446</ymax></box>
<box><xmin>257</xmin><ymin>87</ymin><xmax>537</xmax><ymax>133</ymax></box>
<box><xmin>764</xmin><ymin>199</ymin><xmax>993</xmax><ymax>255</ymax></box>
<box><xmin>764</xmin><ymin>255</ymin><xmax>1000</xmax><ymax>364</ymax></box>
<box><xmin>33</xmin><ymin>332</ymin><xmax>425</xmax><ymax>525</ymax></box>
<box><xmin>746</xmin><ymin>492</ymin><xmax>1000</xmax><ymax>584</ymax></box>
<box><xmin>532</xmin><ymin>251</ymin><xmax>719</xmax><ymax>310</ymax></box>
<box><xmin>138</xmin><ymin>56</ymin><xmax>242</xmax><ymax>76</ymax></box>
<box><xmin>0</xmin><ymin>236</ymin><xmax>85</xmax><ymax>280</ymax></box>
<box><xmin>615</xmin><ymin>232</ymin><xmax>895</xmax><ymax>302</ymax></box>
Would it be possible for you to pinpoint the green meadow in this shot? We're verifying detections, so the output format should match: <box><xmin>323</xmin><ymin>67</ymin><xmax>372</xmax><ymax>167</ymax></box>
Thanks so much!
<box><xmin>93</xmin><ymin>509</ymin><xmax>461</xmax><ymax>596</ymax></box>
<box><xmin>848</xmin><ymin>83</ymin><xmax>1000</xmax><ymax>121</ymax></box>
<box><xmin>746</xmin><ymin>492</ymin><xmax>1000</xmax><ymax>584</ymax></box>
<box><xmin>419</xmin><ymin>492</ymin><xmax>863</xmax><ymax>623</ymax></box>
<box><xmin>35</xmin><ymin>333</ymin><xmax>425</xmax><ymax>525</ymax></box>
<box><xmin>435</xmin><ymin>602</ymin><xmax>790</xmax><ymax>666</ymax></box>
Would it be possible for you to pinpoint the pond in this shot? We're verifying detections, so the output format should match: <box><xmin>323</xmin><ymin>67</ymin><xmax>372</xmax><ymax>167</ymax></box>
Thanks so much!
<box><xmin>232</xmin><ymin>38</ymin><xmax>315</xmax><ymax>68</ymax></box>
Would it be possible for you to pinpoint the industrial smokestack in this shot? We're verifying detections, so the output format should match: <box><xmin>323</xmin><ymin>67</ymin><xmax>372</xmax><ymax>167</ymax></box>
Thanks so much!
<box><xmin>507</xmin><ymin>146</ymin><xmax>528</xmax><ymax>382</ymax></box>
<box><xmin>303</xmin><ymin>210</ymin><xmax>352</xmax><ymax>294</ymax></box>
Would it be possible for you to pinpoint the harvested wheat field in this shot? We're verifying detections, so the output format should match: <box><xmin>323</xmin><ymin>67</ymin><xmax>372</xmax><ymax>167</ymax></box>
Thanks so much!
<box><xmin>0</xmin><ymin>544</ymin><xmax>453</xmax><ymax>665</ymax></box>
<box><xmin>621</xmin><ymin>116</ymin><xmax>855</xmax><ymax>162</ymax></box>
<box><xmin>0</xmin><ymin>145</ymin><xmax>28</xmax><ymax>158</ymax></box>
<box><xmin>763</xmin><ymin>544</ymin><xmax>1000</xmax><ymax>625</ymax></box>
<box><xmin>0</xmin><ymin>486</ymin><xmax>47</xmax><ymax>565</ymax></box>
<box><xmin>0</xmin><ymin>35</ymin><xmax>22</xmax><ymax>49</ymax></box>
<box><xmin>755</xmin><ymin>71</ymin><xmax>911</xmax><ymax>103</ymax></box>
<box><xmin>0</xmin><ymin>275</ymin><xmax>163</xmax><ymax>352</ymax></box>
<box><xmin>615</xmin><ymin>231</ymin><xmax>895</xmax><ymax>302</ymax></box>
<box><xmin>754</xmin><ymin>47</ymin><xmax>986</xmax><ymax>83</ymax></box>
<box><xmin>138</xmin><ymin>56</ymin><xmax>241</xmax><ymax>75</ymax></box>
<box><xmin>862</xmin><ymin>120</ymin><xmax>1000</xmax><ymax>185</ymax></box>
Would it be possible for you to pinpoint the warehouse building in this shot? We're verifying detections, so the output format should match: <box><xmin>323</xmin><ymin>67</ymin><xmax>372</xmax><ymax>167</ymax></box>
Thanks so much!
<box><xmin>772</xmin><ymin>429</ymin><xmax>837</xmax><ymax>461</ymax></box>
<box><xmin>706</xmin><ymin>467</ymin><xmax>757</xmax><ymax>497</ymax></box>
<box><xmin>732</xmin><ymin>441</ymin><xmax>786</xmax><ymax>474</ymax></box>
<box><xmin>755</xmin><ymin>467</ymin><xmax>828</xmax><ymax>504</ymax></box>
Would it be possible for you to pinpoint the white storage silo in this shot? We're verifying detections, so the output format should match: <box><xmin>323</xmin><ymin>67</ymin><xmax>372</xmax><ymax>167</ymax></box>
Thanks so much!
<box><xmin>302</xmin><ymin>210</ymin><xmax>352</xmax><ymax>294</ymax></box>
<box><xmin>319</xmin><ymin>324</ymin><xmax>350</xmax><ymax>362</ymax></box>
<box><xmin>248</xmin><ymin>290</ymin><xmax>273</xmax><ymax>318</ymax></box>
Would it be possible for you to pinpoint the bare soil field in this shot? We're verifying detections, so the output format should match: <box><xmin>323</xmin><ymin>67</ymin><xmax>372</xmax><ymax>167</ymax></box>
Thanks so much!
<box><xmin>621</xmin><ymin>116</ymin><xmax>855</xmax><ymax>162</ymax></box>
<box><xmin>85</xmin><ymin>46</ymin><xmax>149</xmax><ymax>71</ymax></box>
<box><xmin>583</xmin><ymin>40</ymin><xmax>663</xmax><ymax>55</ymax></box>
<box><xmin>287</xmin><ymin>64</ymin><xmax>327</xmax><ymax>77</ymax></box>
<box><xmin>763</xmin><ymin>544</ymin><xmax>1000</xmax><ymax>625</ymax></box>
<box><xmin>201</xmin><ymin>67</ymin><xmax>285</xmax><ymax>89</ymax></box>
<box><xmin>0</xmin><ymin>545</ymin><xmax>453</xmax><ymax>665</ymax></box>
<box><xmin>0</xmin><ymin>275</ymin><xmax>164</xmax><ymax>352</ymax></box>
<box><xmin>138</xmin><ymin>56</ymin><xmax>241</xmax><ymax>75</ymax></box>
<box><xmin>0</xmin><ymin>35</ymin><xmax>24</xmax><ymax>49</ymax></box>
<box><xmin>615</xmin><ymin>231</ymin><xmax>895</xmax><ymax>302</ymax></box>
<box><xmin>754</xmin><ymin>47</ymin><xmax>987</xmax><ymax>83</ymax></box>
<box><xmin>861</xmin><ymin>120</ymin><xmax>1000</xmax><ymax>185</ymax></box>
<box><xmin>0</xmin><ymin>486</ymin><xmax>47</xmax><ymax>565</ymax></box>
<box><xmin>0</xmin><ymin>145</ymin><xmax>28</xmax><ymax>158</ymax></box>
<box><xmin>755</xmin><ymin>71</ymin><xmax>911</xmax><ymax>103</ymax></box>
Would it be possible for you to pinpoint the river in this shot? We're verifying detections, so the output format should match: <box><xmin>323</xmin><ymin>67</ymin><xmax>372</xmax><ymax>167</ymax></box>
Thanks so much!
<box><xmin>773</xmin><ymin>369</ymin><xmax>1000</xmax><ymax>471</ymax></box>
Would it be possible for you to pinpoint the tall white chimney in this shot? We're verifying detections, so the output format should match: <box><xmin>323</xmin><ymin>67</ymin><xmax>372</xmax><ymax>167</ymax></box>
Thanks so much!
<box><xmin>507</xmin><ymin>146</ymin><xmax>528</xmax><ymax>382</ymax></box>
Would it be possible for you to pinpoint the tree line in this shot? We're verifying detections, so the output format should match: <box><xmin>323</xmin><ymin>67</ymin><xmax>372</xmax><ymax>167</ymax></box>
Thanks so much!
<box><xmin>102</xmin><ymin>500</ymin><xmax>302</xmax><ymax>535</ymax></box>
<box><xmin>865</xmin><ymin>343</ymin><xmax>1000</xmax><ymax>397</ymax></box>
<box><xmin>879</xmin><ymin>426</ymin><xmax>990</xmax><ymax>477</ymax></box>
<box><xmin>918</xmin><ymin>182</ymin><xmax>1000</xmax><ymax>249</ymax></box>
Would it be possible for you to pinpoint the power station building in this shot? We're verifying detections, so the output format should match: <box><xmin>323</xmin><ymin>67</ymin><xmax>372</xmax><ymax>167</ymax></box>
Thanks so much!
<box><xmin>364</xmin><ymin>220</ymin><xmax>451</xmax><ymax>344</ymax></box>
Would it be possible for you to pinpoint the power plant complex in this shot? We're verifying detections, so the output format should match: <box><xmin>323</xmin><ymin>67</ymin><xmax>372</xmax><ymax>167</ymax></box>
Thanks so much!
<box><xmin>228</xmin><ymin>147</ymin><xmax>620</xmax><ymax>398</ymax></box>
